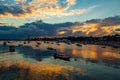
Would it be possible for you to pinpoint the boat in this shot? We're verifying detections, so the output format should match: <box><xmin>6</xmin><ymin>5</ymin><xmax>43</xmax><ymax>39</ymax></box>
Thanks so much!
<box><xmin>36</xmin><ymin>45</ymin><xmax>39</xmax><ymax>47</ymax></box>
<box><xmin>47</xmin><ymin>47</ymin><xmax>56</xmax><ymax>51</ymax></box>
<box><xmin>18</xmin><ymin>44</ymin><xmax>23</xmax><ymax>47</ymax></box>
<box><xmin>62</xmin><ymin>40</ymin><xmax>71</xmax><ymax>45</ymax></box>
<box><xmin>9</xmin><ymin>45</ymin><xmax>15</xmax><ymax>52</ymax></box>
<box><xmin>56</xmin><ymin>43</ymin><xmax>60</xmax><ymax>45</ymax></box>
<box><xmin>24</xmin><ymin>41</ymin><xmax>26</xmax><ymax>44</ymax></box>
<box><xmin>76</xmin><ymin>43</ymin><xmax>82</xmax><ymax>47</ymax></box>
<box><xmin>27</xmin><ymin>41</ymin><xmax>31</xmax><ymax>43</ymax></box>
<box><xmin>37</xmin><ymin>42</ymin><xmax>40</xmax><ymax>45</ymax></box>
<box><xmin>54</xmin><ymin>53</ymin><xmax>70</xmax><ymax>61</ymax></box>
<box><xmin>101</xmin><ymin>46</ymin><xmax>106</xmax><ymax>48</ymax></box>
<box><xmin>3</xmin><ymin>42</ymin><xmax>7</xmax><ymax>46</ymax></box>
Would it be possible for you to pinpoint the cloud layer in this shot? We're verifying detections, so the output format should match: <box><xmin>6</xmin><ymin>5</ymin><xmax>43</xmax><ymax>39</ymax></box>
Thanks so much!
<box><xmin>0</xmin><ymin>16</ymin><xmax>120</xmax><ymax>39</ymax></box>
<box><xmin>58</xmin><ymin>16</ymin><xmax>120</xmax><ymax>37</ymax></box>
<box><xmin>0</xmin><ymin>0</ymin><xmax>89</xmax><ymax>19</ymax></box>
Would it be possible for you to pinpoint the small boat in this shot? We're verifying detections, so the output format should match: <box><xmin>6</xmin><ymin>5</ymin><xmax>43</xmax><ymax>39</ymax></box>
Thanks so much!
<box><xmin>47</xmin><ymin>47</ymin><xmax>56</xmax><ymax>51</ymax></box>
<box><xmin>46</xmin><ymin>42</ymin><xmax>49</xmax><ymax>43</ymax></box>
<box><xmin>86</xmin><ymin>58</ymin><xmax>98</xmax><ymax>63</ymax></box>
<box><xmin>101</xmin><ymin>46</ymin><xmax>106</xmax><ymax>48</ymax></box>
<box><xmin>9</xmin><ymin>45</ymin><xmax>15</xmax><ymax>52</ymax></box>
<box><xmin>3</xmin><ymin>42</ymin><xmax>7</xmax><ymax>46</ymax></box>
<box><xmin>7</xmin><ymin>41</ymin><xmax>11</xmax><ymax>43</ymax></box>
<box><xmin>54</xmin><ymin>53</ymin><xmax>70</xmax><ymax>61</ymax></box>
<box><xmin>36</xmin><ymin>45</ymin><xmax>39</xmax><ymax>47</ymax></box>
<box><xmin>62</xmin><ymin>40</ymin><xmax>71</xmax><ymax>45</ymax></box>
<box><xmin>51</xmin><ymin>42</ymin><xmax>53</xmax><ymax>44</ymax></box>
<box><xmin>37</xmin><ymin>42</ymin><xmax>40</xmax><ymax>45</ymax></box>
<box><xmin>27</xmin><ymin>41</ymin><xmax>31</xmax><ymax>43</ymax></box>
<box><xmin>76</xmin><ymin>44</ymin><xmax>82</xmax><ymax>47</ymax></box>
<box><xmin>24</xmin><ymin>41</ymin><xmax>26</xmax><ymax>44</ymax></box>
<box><xmin>56</xmin><ymin>43</ymin><xmax>60</xmax><ymax>45</ymax></box>
<box><xmin>18</xmin><ymin>44</ymin><xmax>23</xmax><ymax>47</ymax></box>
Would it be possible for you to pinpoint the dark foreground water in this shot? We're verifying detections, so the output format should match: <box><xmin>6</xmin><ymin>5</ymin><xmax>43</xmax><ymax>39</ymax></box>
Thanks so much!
<box><xmin>0</xmin><ymin>41</ymin><xmax>120</xmax><ymax>80</ymax></box>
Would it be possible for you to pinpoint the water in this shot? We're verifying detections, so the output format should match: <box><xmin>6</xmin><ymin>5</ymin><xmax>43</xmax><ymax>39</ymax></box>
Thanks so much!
<box><xmin>0</xmin><ymin>41</ymin><xmax>120</xmax><ymax>80</ymax></box>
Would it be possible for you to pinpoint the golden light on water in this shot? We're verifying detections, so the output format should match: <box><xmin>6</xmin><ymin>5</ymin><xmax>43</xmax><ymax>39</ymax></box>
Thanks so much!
<box><xmin>0</xmin><ymin>61</ymin><xmax>85</xmax><ymax>80</ymax></box>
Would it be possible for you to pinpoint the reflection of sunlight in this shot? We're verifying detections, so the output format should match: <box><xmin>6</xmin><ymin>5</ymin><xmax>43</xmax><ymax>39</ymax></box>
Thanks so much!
<box><xmin>72</xmin><ymin>45</ymin><xmax>79</xmax><ymax>55</ymax></box>
<box><xmin>72</xmin><ymin>45</ymin><xmax>98</xmax><ymax>59</ymax></box>
<box><xmin>0</xmin><ymin>61</ymin><xmax>85</xmax><ymax>80</ymax></box>
<box><xmin>59</xmin><ymin>43</ymin><xmax>65</xmax><ymax>52</ymax></box>
<box><xmin>90</xmin><ymin>52</ymin><xmax>98</xmax><ymax>59</ymax></box>
<box><xmin>79</xmin><ymin>50</ymin><xmax>98</xmax><ymax>59</ymax></box>
<box><xmin>102</xmin><ymin>52</ymin><xmax>120</xmax><ymax>58</ymax></box>
<box><xmin>72</xmin><ymin>49</ymin><xmax>77</xmax><ymax>55</ymax></box>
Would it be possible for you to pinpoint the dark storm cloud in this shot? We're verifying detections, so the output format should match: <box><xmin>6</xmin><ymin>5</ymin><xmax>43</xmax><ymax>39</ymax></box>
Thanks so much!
<box><xmin>0</xmin><ymin>16</ymin><xmax>120</xmax><ymax>39</ymax></box>
<box><xmin>85</xmin><ymin>19</ymin><xmax>101</xmax><ymax>23</ymax></box>
<box><xmin>84</xmin><ymin>16</ymin><xmax>120</xmax><ymax>26</ymax></box>
<box><xmin>100</xmin><ymin>16</ymin><xmax>120</xmax><ymax>26</ymax></box>
<box><xmin>0</xmin><ymin>21</ymin><xmax>73</xmax><ymax>39</ymax></box>
<box><xmin>0</xmin><ymin>5</ymin><xmax>25</xmax><ymax>16</ymax></box>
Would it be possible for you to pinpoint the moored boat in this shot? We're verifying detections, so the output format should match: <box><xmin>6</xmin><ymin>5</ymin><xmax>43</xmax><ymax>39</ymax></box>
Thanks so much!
<box><xmin>54</xmin><ymin>53</ymin><xmax>70</xmax><ymax>61</ymax></box>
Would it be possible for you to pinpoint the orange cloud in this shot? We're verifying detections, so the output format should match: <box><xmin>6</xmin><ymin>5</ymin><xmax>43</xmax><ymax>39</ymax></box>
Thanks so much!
<box><xmin>0</xmin><ymin>0</ymin><xmax>92</xmax><ymax>19</ymax></box>
<box><xmin>15</xmin><ymin>0</ymin><xmax>26</xmax><ymax>4</ymax></box>
<box><xmin>58</xmin><ymin>23</ymin><xmax>120</xmax><ymax>37</ymax></box>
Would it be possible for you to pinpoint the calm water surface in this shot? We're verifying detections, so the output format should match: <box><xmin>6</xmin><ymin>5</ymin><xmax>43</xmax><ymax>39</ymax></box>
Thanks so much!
<box><xmin>0</xmin><ymin>41</ymin><xmax>120</xmax><ymax>80</ymax></box>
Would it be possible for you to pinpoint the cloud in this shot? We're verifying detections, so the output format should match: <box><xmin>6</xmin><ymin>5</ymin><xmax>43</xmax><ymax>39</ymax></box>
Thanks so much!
<box><xmin>15</xmin><ymin>0</ymin><xmax>26</xmax><ymax>4</ymax></box>
<box><xmin>1</xmin><ymin>16</ymin><xmax>120</xmax><ymax>39</ymax></box>
<box><xmin>0</xmin><ymin>21</ymin><xmax>73</xmax><ymax>39</ymax></box>
<box><xmin>0</xmin><ymin>22</ymin><xmax>13</xmax><ymax>26</ymax></box>
<box><xmin>57</xmin><ymin>16</ymin><xmax>120</xmax><ymax>36</ymax></box>
<box><xmin>115</xmin><ymin>28</ymin><xmax>120</xmax><ymax>31</ymax></box>
<box><xmin>100</xmin><ymin>16</ymin><xmax>120</xmax><ymax>26</ymax></box>
<box><xmin>0</xmin><ymin>0</ymin><xmax>92</xmax><ymax>19</ymax></box>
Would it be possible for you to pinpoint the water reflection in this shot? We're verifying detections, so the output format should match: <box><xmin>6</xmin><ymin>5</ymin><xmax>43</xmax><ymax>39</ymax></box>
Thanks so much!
<box><xmin>0</xmin><ymin>41</ymin><xmax>120</xmax><ymax>80</ymax></box>
<box><xmin>69</xmin><ymin>45</ymin><xmax>120</xmax><ymax>68</ymax></box>
<box><xmin>0</xmin><ymin>41</ymin><xmax>120</xmax><ymax>65</ymax></box>
<box><xmin>0</xmin><ymin>61</ymin><xmax>86</xmax><ymax>80</ymax></box>
<box><xmin>0</xmin><ymin>41</ymin><xmax>120</xmax><ymax>67</ymax></box>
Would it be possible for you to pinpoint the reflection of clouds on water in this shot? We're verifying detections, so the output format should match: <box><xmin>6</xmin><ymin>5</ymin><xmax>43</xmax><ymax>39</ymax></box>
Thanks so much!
<box><xmin>17</xmin><ymin>46</ymin><xmax>55</xmax><ymax>61</ymax></box>
<box><xmin>0</xmin><ymin>52</ymin><xmax>36</xmax><ymax>62</ymax></box>
<box><xmin>0</xmin><ymin>41</ymin><xmax>120</xmax><ymax>68</ymax></box>
<box><xmin>0</xmin><ymin>41</ymin><xmax>120</xmax><ymax>80</ymax></box>
<box><xmin>0</xmin><ymin>61</ymin><xmax>86</xmax><ymax>80</ymax></box>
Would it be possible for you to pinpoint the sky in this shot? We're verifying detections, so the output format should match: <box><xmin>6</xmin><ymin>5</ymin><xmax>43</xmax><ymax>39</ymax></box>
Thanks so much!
<box><xmin>0</xmin><ymin>0</ymin><xmax>120</xmax><ymax>27</ymax></box>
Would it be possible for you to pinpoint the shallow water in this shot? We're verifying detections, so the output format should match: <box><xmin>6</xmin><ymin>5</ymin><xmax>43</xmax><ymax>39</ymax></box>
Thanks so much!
<box><xmin>0</xmin><ymin>41</ymin><xmax>120</xmax><ymax>80</ymax></box>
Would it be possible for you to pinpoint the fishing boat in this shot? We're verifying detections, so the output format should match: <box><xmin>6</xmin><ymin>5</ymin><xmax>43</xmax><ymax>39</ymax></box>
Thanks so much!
<box><xmin>54</xmin><ymin>53</ymin><xmax>70</xmax><ymax>61</ymax></box>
